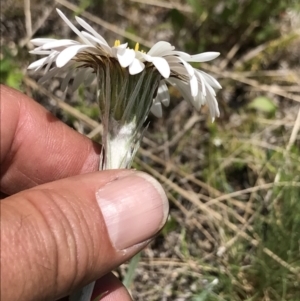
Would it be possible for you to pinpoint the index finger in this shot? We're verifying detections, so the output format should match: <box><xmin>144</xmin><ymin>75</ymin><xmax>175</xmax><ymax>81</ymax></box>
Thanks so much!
<box><xmin>0</xmin><ymin>85</ymin><xmax>101</xmax><ymax>195</ymax></box>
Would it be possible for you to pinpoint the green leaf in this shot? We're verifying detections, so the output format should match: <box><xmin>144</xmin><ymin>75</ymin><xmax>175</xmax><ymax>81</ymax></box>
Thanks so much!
<box><xmin>0</xmin><ymin>58</ymin><xmax>23</xmax><ymax>89</ymax></box>
<box><xmin>123</xmin><ymin>252</ymin><xmax>141</xmax><ymax>288</ymax></box>
<box><xmin>169</xmin><ymin>9</ymin><xmax>185</xmax><ymax>30</ymax></box>
<box><xmin>161</xmin><ymin>215</ymin><xmax>178</xmax><ymax>236</ymax></box>
<box><xmin>248</xmin><ymin>96</ymin><xmax>277</xmax><ymax>113</ymax></box>
<box><xmin>186</xmin><ymin>0</ymin><xmax>203</xmax><ymax>15</ymax></box>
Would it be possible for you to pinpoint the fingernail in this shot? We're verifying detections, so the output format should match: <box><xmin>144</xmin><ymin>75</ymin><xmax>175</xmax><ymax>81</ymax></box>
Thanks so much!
<box><xmin>96</xmin><ymin>172</ymin><xmax>169</xmax><ymax>250</ymax></box>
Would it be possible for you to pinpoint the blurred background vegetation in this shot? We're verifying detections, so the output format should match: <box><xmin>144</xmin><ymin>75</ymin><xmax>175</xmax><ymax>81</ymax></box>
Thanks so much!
<box><xmin>1</xmin><ymin>0</ymin><xmax>300</xmax><ymax>300</ymax></box>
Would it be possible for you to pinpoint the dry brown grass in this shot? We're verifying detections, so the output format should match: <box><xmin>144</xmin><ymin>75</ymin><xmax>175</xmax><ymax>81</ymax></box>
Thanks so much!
<box><xmin>2</xmin><ymin>0</ymin><xmax>300</xmax><ymax>300</ymax></box>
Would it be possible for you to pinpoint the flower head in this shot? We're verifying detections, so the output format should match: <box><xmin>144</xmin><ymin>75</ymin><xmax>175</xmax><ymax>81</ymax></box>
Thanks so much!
<box><xmin>28</xmin><ymin>9</ymin><xmax>221</xmax><ymax>119</ymax></box>
<box><xmin>27</xmin><ymin>11</ymin><xmax>223</xmax><ymax>298</ymax></box>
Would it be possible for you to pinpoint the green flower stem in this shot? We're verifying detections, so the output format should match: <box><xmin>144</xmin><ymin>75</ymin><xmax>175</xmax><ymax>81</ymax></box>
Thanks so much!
<box><xmin>70</xmin><ymin>60</ymin><xmax>161</xmax><ymax>301</ymax></box>
<box><xmin>97</xmin><ymin>60</ymin><xmax>161</xmax><ymax>169</ymax></box>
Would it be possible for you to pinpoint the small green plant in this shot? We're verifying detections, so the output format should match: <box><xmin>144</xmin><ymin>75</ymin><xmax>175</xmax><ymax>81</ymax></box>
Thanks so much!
<box><xmin>0</xmin><ymin>47</ymin><xmax>23</xmax><ymax>89</ymax></box>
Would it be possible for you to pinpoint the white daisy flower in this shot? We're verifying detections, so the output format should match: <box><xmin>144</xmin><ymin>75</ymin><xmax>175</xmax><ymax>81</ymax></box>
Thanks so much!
<box><xmin>28</xmin><ymin>9</ymin><xmax>221</xmax><ymax>120</ymax></box>
<box><xmin>28</xmin><ymin>10</ymin><xmax>222</xmax><ymax>301</ymax></box>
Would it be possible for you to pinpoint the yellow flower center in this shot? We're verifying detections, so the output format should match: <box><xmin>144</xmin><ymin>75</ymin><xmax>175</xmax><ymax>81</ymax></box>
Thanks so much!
<box><xmin>114</xmin><ymin>40</ymin><xmax>145</xmax><ymax>53</ymax></box>
<box><xmin>114</xmin><ymin>40</ymin><xmax>121</xmax><ymax>47</ymax></box>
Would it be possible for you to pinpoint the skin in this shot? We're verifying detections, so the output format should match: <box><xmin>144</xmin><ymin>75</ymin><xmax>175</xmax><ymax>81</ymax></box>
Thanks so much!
<box><xmin>0</xmin><ymin>85</ymin><xmax>167</xmax><ymax>301</ymax></box>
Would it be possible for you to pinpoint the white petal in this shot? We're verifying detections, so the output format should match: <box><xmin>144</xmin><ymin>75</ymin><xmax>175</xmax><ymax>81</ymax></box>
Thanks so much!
<box><xmin>80</xmin><ymin>31</ymin><xmax>98</xmax><ymax>45</ymax></box>
<box><xmin>30</xmin><ymin>38</ymin><xmax>57</xmax><ymax>46</ymax></box>
<box><xmin>177</xmin><ymin>58</ymin><xmax>194</xmax><ymax>77</ymax></box>
<box><xmin>170</xmin><ymin>51</ymin><xmax>191</xmax><ymax>60</ymax></box>
<box><xmin>56</xmin><ymin>45</ymin><xmax>92</xmax><ymax>67</ymax></box>
<box><xmin>152</xmin><ymin>57</ymin><xmax>170</xmax><ymax>78</ymax></box>
<box><xmin>199</xmin><ymin>70</ymin><xmax>222</xmax><ymax>89</ymax></box>
<box><xmin>111</xmin><ymin>47</ymin><xmax>118</xmax><ymax>58</ymax></box>
<box><xmin>61</xmin><ymin>69</ymin><xmax>74</xmax><ymax>91</ymax></box>
<box><xmin>38</xmin><ymin>67</ymin><xmax>61</xmax><ymax>83</ymax></box>
<box><xmin>190</xmin><ymin>75</ymin><xmax>198</xmax><ymax>97</ymax></box>
<box><xmin>56</xmin><ymin>9</ymin><xmax>91</xmax><ymax>45</ymax></box>
<box><xmin>141</xmin><ymin>53</ymin><xmax>153</xmax><ymax>62</ymax></box>
<box><xmin>81</xmin><ymin>31</ymin><xmax>112</xmax><ymax>54</ymax></box>
<box><xmin>72</xmin><ymin>68</ymin><xmax>87</xmax><ymax>91</ymax></box>
<box><xmin>194</xmin><ymin>91</ymin><xmax>206</xmax><ymax>107</ymax></box>
<box><xmin>75</xmin><ymin>16</ymin><xmax>109</xmax><ymax>46</ymax></box>
<box><xmin>204</xmin><ymin>82</ymin><xmax>220</xmax><ymax>118</ymax></box>
<box><xmin>150</xmin><ymin>101</ymin><xmax>163</xmax><ymax>118</ymax></box>
<box><xmin>129</xmin><ymin>58</ymin><xmax>145</xmax><ymax>75</ymax></box>
<box><xmin>29</xmin><ymin>50</ymin><xmax>53</xmax><ymax>55</ymax></box>
<box><xmin>206</xmin><ymin>90</ymin><xmax>220</xmax><ymax>119</ymax></box>
<box><xmin>156</xmin><ymin>80</ymin><xmax>170</xmax><ymax>107</ymax></box>
<box><xmin>44</xmin><ymin>54</ymin><xmax>57</xmax><ymax>74</ymax></box>
<box><xmin>117</xmin><ymin>48</ymin><xmax>135</xmax><ymax>68</ymax></box>
<box><xmin>83</xmin><ymin>68</ymin><xmax>96</xmax><ymax>85</ymax></box>
<box><xmin>186</xmin><ymin>52</ymin><xmax>220</xmax><ymax>62</ymax></box>
<box><xmin>111</xmin><ymin>44</ymin><xmax>128</xmax><ymax>58</ymax></box>
<box><xmin>28</xmin><ymin>57</ymin><xmax>48</xmax><ymax>69</ymax></box>
<box><xmin>135</xmin><ymin>51</ymin><xmax>145</xmax><ymax>61</ymax></box>
<box><xmin>166</xmin><ymin>56</ymin><xmax>194</xmax><ymax>77</ymax></box>
<box><xmin>205</xmin><ymin>82</ymin><xmax>217</xmax><ymax>97</ymax></box>
<box><xmin>147</xmin><ymin>41</ymin><xmax>174</xmax><ymax>57</ymax></box>
<box><xmin>169</xmin><ymin>65</ymin><xmax>190</xmax><ymax>77</ymax></box>
<box><xmin>168</xmin><ymin>78</ymin><xmax>195</xmax><ymax>108</ymax></box>
<box><xmin>42</xmin><ymin>39</ymin><xmax>79</xmax><ymax>50</ymax></box>
<box><xmin>117</xmin><ymin>43</ymin><xmax>128</xmax><ymax>49</ymax></box>
<box><xmin>195</xmin><ymin>70</ymin><xmax>207</xmax><ymax>96</ymax></box>
<box><xmin>155</xmin><ymin>48</ymin><xmax>177</xmax><ymax>57</ymax></box>
<box><xmin>168</xmin><ymin>74</ymin><xmax>220</xmax><ymax>119</ymax></box>
<box><xmin>165</xmin><ymin>55</ymin><xmax>187</xmax><ymax>64</ymax></box>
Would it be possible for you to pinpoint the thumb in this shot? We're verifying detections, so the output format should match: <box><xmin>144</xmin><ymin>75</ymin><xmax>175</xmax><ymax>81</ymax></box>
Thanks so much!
<box><xmin>1</xmin><ymin>170</ymin><xmax>169</xmax><ymax>301</ymax></box>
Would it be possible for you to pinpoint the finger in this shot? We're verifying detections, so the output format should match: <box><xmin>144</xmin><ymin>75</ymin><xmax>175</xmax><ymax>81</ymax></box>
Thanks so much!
<box><xmin>1</xmin><ymin>170</ymin><xmax>169</xmax><ymax>301</ymax></box>
<box><xmin>58</xmin><ymin>273</ymin><xmax>132</xmax><ymax>301</ymax></box>
<box><xmin>92</xmin><ymin>273</ymin><xmax>132</xmax><ymax>301</ymax></box>
<box><xmin>0</xmin><ymin>85</ymin><xmax>101</xmax><ymax>195</ymax></box>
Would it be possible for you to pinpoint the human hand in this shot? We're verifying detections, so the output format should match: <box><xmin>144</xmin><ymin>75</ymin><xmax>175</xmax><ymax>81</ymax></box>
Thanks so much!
<box><xmin>0</xmin><ymin>85</ymin><xmax>169</xmax><ymax>301</ymax></box>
